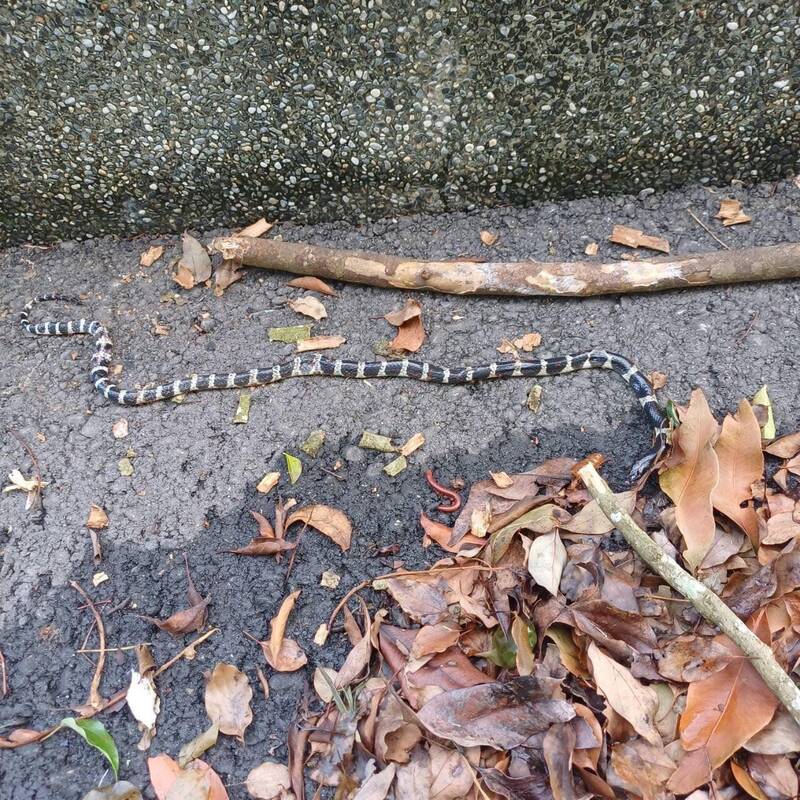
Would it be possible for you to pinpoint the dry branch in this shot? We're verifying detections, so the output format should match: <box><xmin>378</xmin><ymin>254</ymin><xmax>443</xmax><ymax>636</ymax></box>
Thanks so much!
<box><xmin>578</xmin><ymin>463</ymin><xmax>800</xmax><ymax>726</ymax></box>
<box><xmin>211</xmin><ymin>236</ymin><xmax>800</xmax><ymax>297</ymax></box>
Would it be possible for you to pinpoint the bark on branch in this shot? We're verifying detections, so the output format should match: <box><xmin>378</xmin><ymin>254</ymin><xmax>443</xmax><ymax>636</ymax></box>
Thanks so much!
<box><xmin>578</xmin><ymin>463</ymin><xmax>800</xmax><ymax>727</ymax></box>
<box><xmin>210</xmin><ymin>236</ymin><xmax>800</xmax><ymax>297</ymax></box>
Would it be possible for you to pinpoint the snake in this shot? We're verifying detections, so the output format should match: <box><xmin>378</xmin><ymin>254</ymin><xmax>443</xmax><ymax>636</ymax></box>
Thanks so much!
<box><xmin>20</xmin><ymin>294</ymin><xmax>669</xmax><ymax>481</ymax></box>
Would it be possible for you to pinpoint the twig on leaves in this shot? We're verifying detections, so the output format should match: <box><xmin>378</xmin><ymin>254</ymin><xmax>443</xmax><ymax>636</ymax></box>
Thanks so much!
<box><xmin>70</xmin><ymin>581</ymin><xmax>106</xmax><ymax>711</ymax></box>
<box><xmin>578</xmin><ymin>463</ymin><xmax>800</xmax><ymax>726</ymax></box>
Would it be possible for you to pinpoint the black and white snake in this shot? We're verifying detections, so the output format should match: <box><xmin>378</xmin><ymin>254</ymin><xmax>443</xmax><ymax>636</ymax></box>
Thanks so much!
<box><xmin>21</xmin><ymin>295</ymin><xmax>669</xmax><ymax>480</ymax></box>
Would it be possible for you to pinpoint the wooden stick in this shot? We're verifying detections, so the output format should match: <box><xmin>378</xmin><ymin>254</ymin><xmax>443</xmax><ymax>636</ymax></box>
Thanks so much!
<box><xmin>210</xmin><ymin>237</ymin><xmax>800</xmax><ymax>297</ymax></box>
<box><xmin>577</xmin><ymin>463</ymin><xmax>800</xmax><ymax>726</ymax></box>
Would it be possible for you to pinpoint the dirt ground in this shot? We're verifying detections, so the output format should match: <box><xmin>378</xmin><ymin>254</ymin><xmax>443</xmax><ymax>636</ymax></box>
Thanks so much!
<box><xmin>1</xmin><ymin>179</ymin><xmax>799</xmax><ymax>799</ymax></box>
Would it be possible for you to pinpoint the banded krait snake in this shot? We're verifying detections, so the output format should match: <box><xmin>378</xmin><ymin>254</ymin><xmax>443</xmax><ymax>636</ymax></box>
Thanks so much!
<box><xmin>21</xmin><ymin>295</ymin><xmax>669</xmax><ymax>481</ymax></box>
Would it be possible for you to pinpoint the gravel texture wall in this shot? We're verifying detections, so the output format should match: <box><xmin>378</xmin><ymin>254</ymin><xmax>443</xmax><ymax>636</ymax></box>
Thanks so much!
<box><xmin>1</xmin><ymin>1</ymin><xmax>797</xmax><ymax>245</ymax></box>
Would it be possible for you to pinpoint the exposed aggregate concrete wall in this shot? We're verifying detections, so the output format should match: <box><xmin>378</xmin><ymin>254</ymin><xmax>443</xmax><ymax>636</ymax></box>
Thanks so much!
<box><xmin>1</xmin><ymin>1</ymin><xmax>797</xmax><ymax>244</ymax></box>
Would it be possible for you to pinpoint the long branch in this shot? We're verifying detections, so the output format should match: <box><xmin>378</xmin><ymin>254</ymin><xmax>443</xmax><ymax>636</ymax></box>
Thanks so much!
<box><xmin>210</xmin><ymin>237</ymin><xmax>800</xmax><ymax>297</ymax></box>
<box><xmin>577</xmin><ymin>463</ymin><xmax>800</xmax><ymax>726</ymax></box>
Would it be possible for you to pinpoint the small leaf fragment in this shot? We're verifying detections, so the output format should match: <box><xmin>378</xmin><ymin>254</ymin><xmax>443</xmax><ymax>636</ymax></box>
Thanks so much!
<box><xmin>287</xmin><ymin>276</ymin><xmax>337</xmax><ymax>296</ymax></box>
<box><xmin>268</xmin><ymin>325</ymin><xmax>312</xmax><ymax>343</ymax></box>
<box><xmin>288</xmin><ymin>296</ymin><xmax>327</xmax><ymax>320</ymax></box>
<box><xmin>384</xmin><ymin>455</ymin><xmax>407</xmax><ymax>476</ymax></box>
<box><xmin>358</xmin><ymin>431</ymin><xmax>397</xmax><ymax>452</ymax></box>
<box><xmin>490</xmin><ymin>471</ymin><xmax>513</xmax><ymax>488</ymax></box>
<box><xmin>118</xmin><ymin>457</ymin><xmax>134</xmax><ymax>477</ymax></box>
<box><xmin>715</xmin><ymin>198</ymin><xmax>752</xmax><ymax>226</ymax></box>
<box><xmin>584</xmin><ymin>242</ymin><xmax>599</xmax><ymax>256</ymax></box>
<box><xmin>238</xmin><ymin>218</ymin><xmax>273</xmax><ymax>237</ymax></box>
<box><xmin>256</xmin><ymin>472</ymin><xmax>280</xmax><ymax>494</ymax></box>
<box><xmin>233</xmin><ymin>392</ymin><xmax>251</xmax><ymax>424</ymax></box>
<box><xmin>296</xmin><ymin>335</ymin><xmax>345</xmax><ymax>353</ymax></box>
<box><xmin>399</xmin><ymin>432</ymin><xmax>425</xmax><ymax>457</ymax></box>
<box><xmin>140</xmin><ymin>245</ymin><xmax>165</xmax><ymax>267</ymax></box>
<box><xmin>92</xmin><ymin>571</ymin><xmax>110</xmax><ymax>587</ymax></box>
<box><xmin>526</xmin><ymin>385</ymin><xmax>543</xmax><ymax>413</ymax></box>
<box><xmin>320</xmin><ymin>570</ymin><xmax>341</xmax><ymax>589</ymax></box>
<box><xmin>59</xmin><ymin>717</ymin><xmax>120</xmax><ymax>779</ymax></box>
<box><xmin>300</xmin><ymin>430</ymin><xmax>326</xmax><ymax>457</ymax></box>
<box><xmin>176</xmin><ymin>233</ymin><xmax>212</xmax><ymax>288</ymax></box>
<box><xmin>752</xmin><ymin>385</ymin><xmax>776</xmax><ymax>439</ymax></box>
<box><xmin>609</xmin><ymin>224</ymin><xmax>670</xmax><ymax>253</ymax></box>
<box><xmin>87</xmin><ymin>504</ymin><xmax>109</xmax><ymax>530</ymax></box>
<box><xmin>284</xmin><ymin>453</ymin><xmax>302</xmax><ymax>484</ymax></box>
<box><xmin>480</xmin><ymin>229</ymin><xmax>499</xmax><ymax>246</ymax></box>
<box><xmin>112</xmin><ymin>419</ymin><xmax>129</xmax><ymax>439</ymax></box>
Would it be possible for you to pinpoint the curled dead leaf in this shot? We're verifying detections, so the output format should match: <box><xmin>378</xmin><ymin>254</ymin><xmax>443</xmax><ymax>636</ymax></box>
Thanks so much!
<box><xmin>286</xmin><ymin>504</ymin><xmax>352</xmax><ymax>551</ymax></box>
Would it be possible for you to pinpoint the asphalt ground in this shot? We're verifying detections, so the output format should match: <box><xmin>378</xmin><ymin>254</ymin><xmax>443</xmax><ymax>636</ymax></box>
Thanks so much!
<box><xmin>0</xmin><ymin>178</ymin><xmax>798</xmax><ymax>798</ymax></box>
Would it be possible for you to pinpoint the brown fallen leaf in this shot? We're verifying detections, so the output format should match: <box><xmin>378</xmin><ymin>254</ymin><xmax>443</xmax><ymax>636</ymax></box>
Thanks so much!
<box><xmin>229</xmin><ymin>539</ymin><xmax>296</xmax><ymax>557</ymax></box>
<box><xmin>214</xmin><ymin>261</ymin><xmax>243</xmax><ymax>294</ymax></box>
<box><xmin>204</xmin><ymin>663</ymin><xmax>253</xmax><ymax>743</ymax></box>
<box><xmin>587</xmin><ymin>641</ymin><xmax>661</xmax><ymax>746</ymax></box>
<box><xmin>87</xmin><ymin>504</ymin><xmax>109</xmax><ymax>530</ymax></box>
<box><xmin>608</xmin><ymin>739</ymin><xmax>676</xmax><ymax>800</ymax></box>
<box><xmin>609</xmin><ymin>224</ymin><xmax>670</xmax><ymax>254</ymax></box>
<box><xmin>416</xmin><ymin>675</ymin><xmax>574</xmax><ymax>748</ymax></box>
<box><xmin>285</xmin><ymin>504</ymin><xmax>351</xmax><ymax>551</ymax></box>
<box><xmin>148</xmin><ymin>754</ymin><xmax>229</xmax><ymax>800</ymax></box>
<box><xmin>138</xmin><ymin>555</ymin><xmax>209</xmax><ymax>636</ymax></box>
<box><xmin>287</xmin><ymin>276</ymin><xmax>337</xmax><ymax>296</ymax></box>
<box><xmin>288</xmin><ymin>296</ymin><xmax>327</xmax><ymax>321</ymax></box>
<box><xmin>668</xmin><ymin>612</ymin><xmax>778</xmax><ymax>793</ymax></box>
<box><xmin>748</xmin><ymin>753</ymin><xmax>798</xmax><ymax>798</ymax></box>
<box><xmin>764</xmin><ymin>431</ymin><xmax>800</xmax><ymax>459</ymax></box>
<box><xmin>353</xmin><ymin>764</ymin><xmax>396</xmax><ymax>800</ymax></box>
<box><xmin>295</xmin><ymin>335</ymin><xmax>346</xmax><ymax>353</ymax></box>
<box><xmin>237</xmin><ymin>218</ymin><xmax>273</xmax><ymax>238</ymax></box>
<box><xmin>384</xmin><ymin>576</ymin><xmax>449</xmax><ymax>625</ymax></box>
<box><xmin>543</xmin><ymin>721</ymin><xmax>578</xmax><ymax>799</ymax></box>
<box><xmin>419</xmin><ymin>513</ymin><xmax>484</xmax><ymax>555</ymax></box>
<box><xmin>140</xmin><ymin>245</ymin><xmax>165</xmax><ymax>267</ymax></box>
<box><xmin>399</xmin><ymin>432</ymin><xmax>425</xmax><ymax>457</ymax></box>
<box><xmin>711</xmin><ymin>400</ymin><xmax>763</xmax><ymax>546</ymax></box>
<box><xmin>257</xmin><ymin>590</ymin><xmax>307</xmax><ymax>672</ymax></box>
<box><xmin>374</xmin><ymin>694</ymin><xmax>421</xmax><ymax>765</ymax></box>
<box><xmin>659</xmin><ymin>389</ymin><xmax>720</xmax><ymax>568</ymax></box>
<box><xmin>480</xmin><ymin>229</ymin><xmax>499</xmax><ymax>246</ymax></box>
<box><xmin>245</xmin><ymin>761</ymin><xmax>293</xmax><ymax>799</ymax></box>
<box><xmin>410</xmin><ymin>622</ymin><xmax>461</xmax><ymax>661</ymax></box>
<box><xmin>174</xmin><ymin>233</ymin><xmax>212</xmax><ymax>290</ymax></box>
<box><xmin>715</xmin><ymin>198</ymin><xmax>752</xmax><ymax>226</ymax></box>
<box><xmin>527</xmin><ymin>531</ymin><xmax>567</xmax><ymax>595</ymax></box>
<box><xmin>384</xmin><ymin>300</ymin><xmax>425</xmax><ymax>353</ymax></box>
<box><xmin>561</xmin><ymin>491</ymin><xmax>636</xmax><ymax>534</ymax></box>
<box><xmin>657</xmin><ymin>634</ymin><xmax>735</xmax><ymax>683</ymax></box>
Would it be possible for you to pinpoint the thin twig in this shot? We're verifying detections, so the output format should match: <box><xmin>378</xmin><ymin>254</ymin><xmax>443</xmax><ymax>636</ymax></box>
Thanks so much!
<box><xmin>76</xmin><ymin>643</ymin><xmax>152</xmax><ymax>655</ymax></box>
<box><xmin>578</xmin><ymin>463</ymin><xmax>800</xmax><ymax>726</ymax></box>
<box><xmin>70</xmin><ymin>581</ymin><xmax>106</xmax><ymax>711</ymax></box>
<box><xmin>154</xmin><ymin>628</ymin><xmax>218</xmax><ymax>677</ymax></box>
<box><xmin>0</xmin><ymin>647</ymin><xmax>7</xmax><ymax>698</ymax></box>
<box><xmin>686</xmin><ymin>208</ymin><xmax>730</xmax><ymax>250</ymax></box>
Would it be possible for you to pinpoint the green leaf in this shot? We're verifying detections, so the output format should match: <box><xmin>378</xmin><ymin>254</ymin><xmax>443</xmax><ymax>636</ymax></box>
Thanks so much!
<box><xmin>483</xmin><ymin>628</ymin><xmax>517</xmax><ymax>669</ymax></box>
<box><xmin>284</xmin><ymin>453</ymin><xmax>302</xmax><ymax>484</ymax></box>
<box><xmin>752</xmin><ymin>385</ymin><xmax>776</xmax><ymax>439</ymax></box>
<box><xmin>665</xmin><ymin>399</ymin><xmax>680</xmax><ymax>428</ymax></box>
<box><xmin>59</xmin><ymin>717</ymin><xmax>119</xmax><ymax>779</ymax></box>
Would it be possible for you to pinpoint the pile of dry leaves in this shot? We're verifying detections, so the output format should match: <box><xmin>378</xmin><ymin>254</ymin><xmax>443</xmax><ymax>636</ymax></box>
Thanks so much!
<box><xmin>268</xmin><ymin>388</ymin><xmax>800</xmax><ymax>800</ymax></box>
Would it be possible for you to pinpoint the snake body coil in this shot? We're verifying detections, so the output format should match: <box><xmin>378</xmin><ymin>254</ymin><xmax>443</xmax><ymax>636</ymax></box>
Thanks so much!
<box><xmin>21</xmin><ymin>295</ymin><xmax>669</xmax><ymax>480</ymax></box>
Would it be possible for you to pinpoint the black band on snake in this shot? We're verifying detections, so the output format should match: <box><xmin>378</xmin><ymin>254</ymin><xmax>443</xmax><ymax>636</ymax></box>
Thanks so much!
<box><xmin>20</xmin><ymin>295</ymin><xmax>669</xmax><ymax>481</ymax></box>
